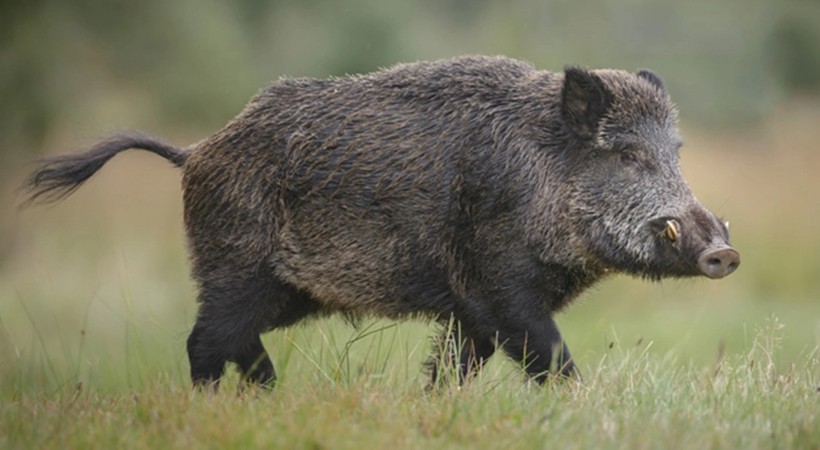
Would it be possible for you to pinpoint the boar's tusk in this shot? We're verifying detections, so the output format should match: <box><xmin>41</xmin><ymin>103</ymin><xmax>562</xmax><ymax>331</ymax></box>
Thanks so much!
<box><xmin>664</xmin><ymin>219</ymin><xmax>680</xmax><ymax>242</ymax></box>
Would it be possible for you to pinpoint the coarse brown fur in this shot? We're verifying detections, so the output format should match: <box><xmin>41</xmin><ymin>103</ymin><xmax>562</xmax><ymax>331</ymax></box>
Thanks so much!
<box><xmin>22</xmin><ymin>55</ymin><xmax>739</xmax><ymax>388</ymax></box>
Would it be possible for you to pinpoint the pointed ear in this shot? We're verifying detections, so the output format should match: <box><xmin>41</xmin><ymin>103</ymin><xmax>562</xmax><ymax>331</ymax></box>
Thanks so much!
<box><xmin>561</xmin><ymin>67</ymin><xmax>612</xmax><ymax>140</ymax></box>
<box><xmin>637</xmin><ymin>69</ymin><xmax>667</xmax><ymax>95</ymax></box>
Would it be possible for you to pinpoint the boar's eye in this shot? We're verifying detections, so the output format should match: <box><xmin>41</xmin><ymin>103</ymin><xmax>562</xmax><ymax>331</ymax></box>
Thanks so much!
<box><xmin>620</xmin><ymin>150</ymin><xmax>639</xmax><ymax>164</ymax></box>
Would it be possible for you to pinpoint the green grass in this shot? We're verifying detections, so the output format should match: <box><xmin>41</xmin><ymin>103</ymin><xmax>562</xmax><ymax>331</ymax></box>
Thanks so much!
<box><xmin>1</xmin><ymin>315</ymin><xmax>817</xmax><ymax>449</ymax></box>
<box><xmin>2</xmin><ymin>109</ymin><xmax>820</xmax><ymax>448</ymax></box>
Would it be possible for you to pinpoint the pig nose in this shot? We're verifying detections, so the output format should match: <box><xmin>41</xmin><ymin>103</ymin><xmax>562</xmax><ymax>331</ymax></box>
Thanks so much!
<box><xmin>697</xmin><ymin>246</ymin><xmax>740</xmax><ymax>279</ymax></box>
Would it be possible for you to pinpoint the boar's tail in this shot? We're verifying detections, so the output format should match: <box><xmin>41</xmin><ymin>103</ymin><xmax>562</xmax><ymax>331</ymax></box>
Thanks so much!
<box><xmin>20</xmin><ymin>131</ymin><xmax>188</xmax><ymax>206</ymax></box>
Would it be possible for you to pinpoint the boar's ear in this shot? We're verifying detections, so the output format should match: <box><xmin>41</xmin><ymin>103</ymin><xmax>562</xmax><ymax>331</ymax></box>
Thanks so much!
<box><xmin>561</xmin><ymin>66</ymin><xmax>612</xmax><ymax>140</ymax></box>
<box><xmin>637</xmin><ymin>69</ymin><xmax>668</xmax><ymax>95</ymax></box>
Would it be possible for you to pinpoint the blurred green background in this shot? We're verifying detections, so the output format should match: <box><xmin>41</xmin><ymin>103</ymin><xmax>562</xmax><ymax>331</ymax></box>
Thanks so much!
<box><xmin>1</xmin><ymin>0</ymin><xmax>819</xmax><ymax>391</ymax></box>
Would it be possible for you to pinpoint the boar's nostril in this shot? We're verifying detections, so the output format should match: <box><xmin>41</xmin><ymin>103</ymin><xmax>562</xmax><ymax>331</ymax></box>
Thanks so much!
<box><xmin>698</xmin><ymin>247</ymin><xmax>740</xmax><ymax>279</ymax></box>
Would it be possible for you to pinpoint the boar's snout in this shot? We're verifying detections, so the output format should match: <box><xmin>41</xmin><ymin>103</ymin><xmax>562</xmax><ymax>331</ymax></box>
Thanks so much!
<box><xmin>697</xmin><ymin>245</ymin><xmax>740</xmax><ymax>279</ymax></box>
<box><xmin>650</xmin><ymin>211</ymin><xmax>740</xmax><ymax>279</ymax></box>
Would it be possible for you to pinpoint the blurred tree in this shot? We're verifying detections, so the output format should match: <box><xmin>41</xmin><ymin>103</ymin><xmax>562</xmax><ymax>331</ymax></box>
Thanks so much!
<box><xmin>769</xmin><ymin>17</ymin><xmax>820</xmax><ymax>94</ymax></box>
<box><xmin>0</xmin><ymin>1</ymin><xmax>58</xmax><ymax>161</ymax></box>
<box><xmin>1</xmin><ymin>0</ymin><xmax>819</xmax><ymax>165</ymax></box>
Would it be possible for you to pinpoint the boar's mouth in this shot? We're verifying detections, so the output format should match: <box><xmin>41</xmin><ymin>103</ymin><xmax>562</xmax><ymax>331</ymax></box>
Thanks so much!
<box><xmin>649</xmin><ymin>216</ymin><xmax>740</xmax><ymax>279</ymax></box>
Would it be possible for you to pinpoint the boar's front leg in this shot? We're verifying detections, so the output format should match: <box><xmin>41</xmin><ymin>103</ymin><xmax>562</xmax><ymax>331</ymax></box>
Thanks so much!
<box><xmin>495</xmin><ymin>313</ymin><xmax>577</xmax><ymax>382</ymax></box>
<box><xmin>427</xmin><ymin>319</ymin><xmax>496</xmax><ymax>388</ymax></box>
<box><xmin>457</xmin><ymin>275</ymin><xmax>579</xmax><ymax>383</ymax></box>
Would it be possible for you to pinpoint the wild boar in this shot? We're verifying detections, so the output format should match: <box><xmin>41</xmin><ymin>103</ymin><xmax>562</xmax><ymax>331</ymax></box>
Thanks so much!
<box><xmin>23</xmin><ymin>56</ymin><xmax>740</xmax><ymax>387</ymax></box>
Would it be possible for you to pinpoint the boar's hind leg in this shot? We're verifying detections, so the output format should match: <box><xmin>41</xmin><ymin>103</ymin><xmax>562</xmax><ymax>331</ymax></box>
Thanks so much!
<box><xmin>234</xmin><ymin>335</ymin><xmax>276</xmax><ymax>386</ymax></box>
<box><xmin>187</xmin><ymin>300</ymin><xmax>273</xmax><ymax>389</ymax></box>
<box><xmin>187</xmin><ymin>273</ymin><xmax>320</xmax><ymax>389</ymax></box>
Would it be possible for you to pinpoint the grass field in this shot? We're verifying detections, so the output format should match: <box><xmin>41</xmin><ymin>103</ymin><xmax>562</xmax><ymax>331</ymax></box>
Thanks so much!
<box><xmin>1</xmin><ymin>104</ymin><xmax>819</xmax><ymax>449</ymax></box>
